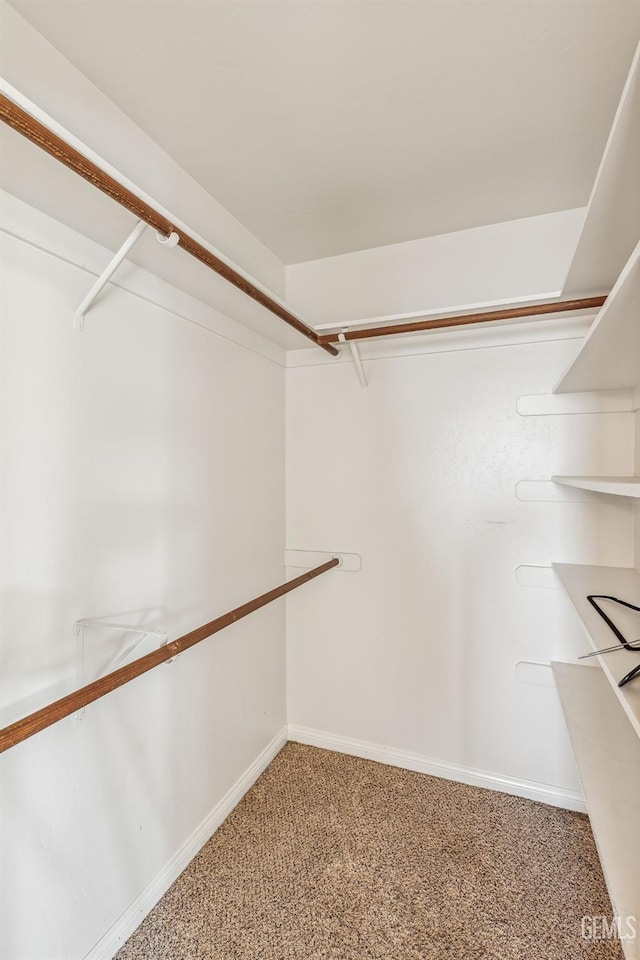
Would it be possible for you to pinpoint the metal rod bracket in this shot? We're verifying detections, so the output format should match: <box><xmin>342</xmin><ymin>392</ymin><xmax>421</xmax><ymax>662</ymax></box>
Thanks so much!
<box><xmin>156</xmin><ymin>230</ymin><xmax>180</xmax><ymax>247</ymax></box>
<box><xmin>74</xmin><ymin>616</ymin><xmax>169</xmax><ymax>718</ymax></box>
<box><xmin>73</xmin><ymin>220</ymin><xmax>148</xmax><ymax>330</ymax></box>
<box><xmin>339</xmin><ymin>331</ymin><xmax>368</xmax><ymax>388</ymax></box>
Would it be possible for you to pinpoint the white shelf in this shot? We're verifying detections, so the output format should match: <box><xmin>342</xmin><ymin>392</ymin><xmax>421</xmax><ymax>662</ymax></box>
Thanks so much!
<box><xmin>553</xmin><ymin>563</ymin><xmax>640</xmax><ymax>738</ymax></box>
<box><xmin>552</xmin><ymin>476</ymin><xmax>640</xmax><ymax>499</ymax></box>
<box><xmin>552</xmin><ymin>661</ymin><xmax>640</xmax><ymax>959</ymax></box>
<box><xmin>562</xmin><ymin>42</ymin><xmax>640</xmax><ymax>297</ymax></box>
<box><xmin>555</xmin><ymin>237</ymin><xmax>640</xmax><ymax>394</ymax></box>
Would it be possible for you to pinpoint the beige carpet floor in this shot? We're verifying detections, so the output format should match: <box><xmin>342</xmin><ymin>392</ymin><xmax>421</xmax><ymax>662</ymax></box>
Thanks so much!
<box><xmin>116</xmin><ymin>743</ymin><xmax>623</xmax><ymax>960</ymax></box>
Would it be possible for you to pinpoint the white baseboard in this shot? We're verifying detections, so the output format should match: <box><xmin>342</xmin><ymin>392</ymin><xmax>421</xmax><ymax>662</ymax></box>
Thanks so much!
<box><xmin>288</xmin><ymin>723</ymin><xmax>586</xmax><ymax>813</ymax></box>
<box><xmin>84</xmin><ymin>721</ymin><xmax>584</xmax><ymax>959</ymax></box>
<box><xmin>85</xmin><ymin>725</ymin><xmax>288</xmax><ymax>960</ymax></box>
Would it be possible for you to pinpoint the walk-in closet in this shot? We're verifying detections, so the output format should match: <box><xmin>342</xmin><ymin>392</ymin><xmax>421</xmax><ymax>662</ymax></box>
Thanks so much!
<box><xmin>1</xmin><ymin>2</ymin><xmax>639</xmax><ymax>958</ymax></box>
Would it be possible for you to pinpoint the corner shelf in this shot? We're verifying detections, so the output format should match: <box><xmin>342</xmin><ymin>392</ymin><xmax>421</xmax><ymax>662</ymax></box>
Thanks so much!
<box><xmin>549</xmin><ymin>45</ymin><xmax>640</xmax><ymax>956</ymax></box>
<box><xmin>553</xmin><ymin>563</ymin><xmax>640</xmax><ymax>958</ymax></box>
<box><xmin>552</xmin><ymin>476</ymin><xmax>640</xmax><ymax>499</ymax></box>
<box><xmin>552</xmin><ymin>662</ymin><xmax>640</xmax><ymax>959</ymax></box>
<box><xmin>562</xmin><ymin>42</ymin><xmax>640</xmax><ymax>297</ymax></box>
<box><xmin>554</xmin><ymin>237</ymin><xmax>640</xmax><ymax>394</ymax></box>
<box><xmin>553</xmin><ymin>563</ymin><xmax>640</xmax><ymax>738</ymax></box>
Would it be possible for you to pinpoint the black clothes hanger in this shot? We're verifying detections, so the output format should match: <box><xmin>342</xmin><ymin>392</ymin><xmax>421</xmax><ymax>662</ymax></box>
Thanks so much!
<box><xmin>587</xmin><ymin>595</ymin><xmax>640</xmax><ymax>688</ymax></box>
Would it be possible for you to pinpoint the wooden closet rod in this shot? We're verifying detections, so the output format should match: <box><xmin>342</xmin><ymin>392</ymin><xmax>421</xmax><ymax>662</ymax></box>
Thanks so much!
<box><xmin>0</xmin><ymin>93</ymin><xmax>339</xmax><ymax>358</ymax></box>
<box><xmin>316</xmin><ymin>296</ymin><xmax>607</xmax><ymax>344</ymax></box>
<box><xmin>0</xmin><ymin>558</ymin><xmax>339</xmax><ymax>754</ymax></box>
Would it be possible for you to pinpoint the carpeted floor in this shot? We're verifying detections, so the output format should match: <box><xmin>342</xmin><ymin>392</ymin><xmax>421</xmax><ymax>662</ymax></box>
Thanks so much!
<box><xmin>116</xmin><ymin>743</ymin><xmax>623</xmax><ymax>960</ymax></box>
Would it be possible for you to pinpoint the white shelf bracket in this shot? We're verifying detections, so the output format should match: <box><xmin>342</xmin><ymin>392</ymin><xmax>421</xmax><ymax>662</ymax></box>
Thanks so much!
<box><xmin>339</xmin><ymin>331</ymin><xmax>367</xmax><ymax>388</ymax></box>
<box><xmin>74</xmin><ymin>616</ymin><xmax>169</xmax><ymax>717</ymax></box>
<box><xmin>73</xmin><ymin>220</ymin><xmax>180</xmax><ymax>330</ymax></box>
<box><xmin>284</xmin><ymin>549</ymin><xmax>362</xmax><ymax>572</ymax></box>
<box><xmin>73</xmin><ymin>219</ymin><xmax>148</xmax><ymax>330</ymax></box>
<box><xmin>156</xmin><ymin>229</ymin><xmax>180</xmax><ymax>248</ymax></box>
<box><xmin>73</xmin><ymin>223</ymin><xmax>181</xmax><ymax>329</ymax></box>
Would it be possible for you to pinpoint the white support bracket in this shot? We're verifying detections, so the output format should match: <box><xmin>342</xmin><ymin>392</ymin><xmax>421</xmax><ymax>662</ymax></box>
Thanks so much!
<box><xmin>73</xmin><ymin>219</ymin><xmax>147</xmax><ymax>330</ymax></box>
<box><xmin>338</xmin><ymin>331</ymin><xmax>368</xmax><ymax>388</ymax></box>
<box><xmin>74</xmin><ymin>616</ymin><xmax>169</xmax><ymax>717</ymax></box>
<box><xmin>73</xmin><ymin>222</ymin><xmax>180</xmax><ymax>330</ymax></box>
<box><xmin>284</xmin><ymin>550</ymin><xmax>362</xmax><ymax>572</ymax></box>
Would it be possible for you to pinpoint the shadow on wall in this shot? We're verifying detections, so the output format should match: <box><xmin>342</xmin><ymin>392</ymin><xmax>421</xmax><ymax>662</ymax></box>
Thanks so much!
<box><xmin>291</xmin><ymin>341</ymin><xmax>633</xmax><ymax>787</ymax></box>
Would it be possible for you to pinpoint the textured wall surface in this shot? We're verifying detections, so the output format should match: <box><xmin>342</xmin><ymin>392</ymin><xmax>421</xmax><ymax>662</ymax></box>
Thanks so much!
<box><xmin>286</xmin><ymin>339</ymin><xmax>634</xmax><ymax>795</ymax></box>
<box><xmin>0</xmin><ymin>208</ymin><xmax>286</xmax><ymax>960</ymax></box>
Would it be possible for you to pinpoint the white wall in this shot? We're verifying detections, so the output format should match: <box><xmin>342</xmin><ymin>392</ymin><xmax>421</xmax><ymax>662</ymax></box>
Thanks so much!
<box><xmin>0</xmin><ymin>200</ymin><xmax>286</xmax><ymax>960</ymax></box>
<box><xmin>635</xmin><ymin>400</ymin><xmax>640</xmax><ymax>569</ymax></box>
<box><xmin>0</xmin><ymin>8</ymin><xmax>634</xmax><ymax>951</ymax></box>
<box><xmin>0</xmin><ymin>2</ymin><xmax>317</xmax><ymax>352</ymax></box>
<box><xmin>0</xmin><ymin>0</ymin><xmax>284</xmax><ymax>298</ymax></box>
<box><xmin>286</xmin><ymin>208</ymin><xmax>586</xmax><ymax>329</ymax></box>
<box><xmin>286</xmin><ymin>338</ymin><xmax>635</xmax><ymax>801</ymax></box>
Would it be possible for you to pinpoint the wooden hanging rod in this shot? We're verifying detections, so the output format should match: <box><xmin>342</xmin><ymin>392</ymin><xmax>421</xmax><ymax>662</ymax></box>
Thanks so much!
<box><xmin>0</xmin><ymin>558</ymin><xmax>339</xmax><ymax>754</ymax></box>
<box><xmin>316</xmin><ymin>296</ymin><xmax>607</xmax><ymax>344</ymax></box>
<box><xmin>0</xmin><ymin>92</ymin><xmax>339</xmax><ymax>358</ymax></box>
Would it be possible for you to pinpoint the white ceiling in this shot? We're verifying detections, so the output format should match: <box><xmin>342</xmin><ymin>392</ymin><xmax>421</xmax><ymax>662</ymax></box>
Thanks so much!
<box><xmin>6</xmin><ymin>0</ymin><xmax>640</xmax><ymax>264</ymax></box>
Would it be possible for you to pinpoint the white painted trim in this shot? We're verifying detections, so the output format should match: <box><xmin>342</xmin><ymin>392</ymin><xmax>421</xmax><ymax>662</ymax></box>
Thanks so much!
<box><xmin>552</xmin><ymin>475</ymin><xmax>640</xmax><ymax>500</ymax></box>
<box><xmin>82</xmin><ymin>720</ymin><xmax>586</xmax><ymax>960</ymax></box>
<box><xmin>286</xmin><ymin>314</ymin><xmax>594</xmax><ymax>368</ymax></box>
<box><xmin>84</xmin><ymin>726</ymin><xmax>288</xmax><ymax>960</ymax></box>
<box><xmin>556</xmin><ymin>237</ymin><xmax>640</xmax><ymax>394</ymax></box>
<box><xmin>288</xmin><ymin>724</ymin><xmax>586</xmax><ymax>813</ymax></box>
<box><xmin>312</xmin><ymin>289</ymin><xmax>562</xmax><ymax>331</ymax></box>
<box><xmin>561</xmin><ymin>40</ymin><xmax>640</xmax><ymax>295</ymax></box>
<box><xmin>515</xmin><ymin>479</ymin><xmax>629</xmax><ymax>503</ymax></box>
<box><xmin>284</xmin><ymin>549</ymin><xmax>362</xmax><ymax>572</ymax></box>
<box><xmin>515</xmin><ymin>565</ymin><xmax>559</xmax><ymax>590</ymax></box>
<box><xmin>517</xmin><ymin>389</ymin><xmax>635</xmax><ymax>417</ymax></box>
<box><xmin>0</xmin><ymin>79</ymin><xmax>288</xmax><ymax>306</ymax></box>
<box><xmin>514</xmin><ymin>660</ymin><xmax>556</xmax><ymax>688</ymax></box>
<box><xmin>0</xmin><ymin>189</ymin><xmax>287</xmax><ymax>367</ymax></box>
